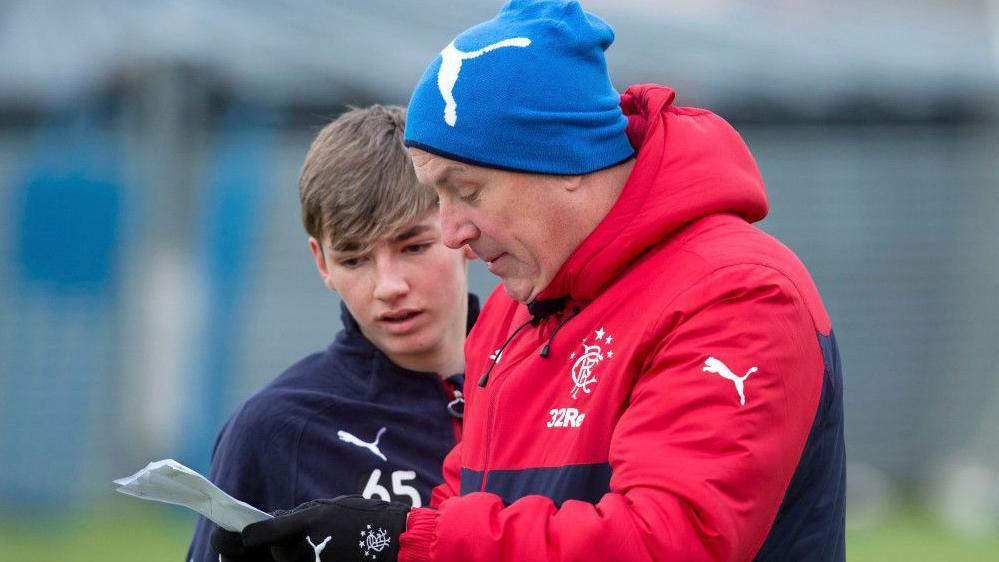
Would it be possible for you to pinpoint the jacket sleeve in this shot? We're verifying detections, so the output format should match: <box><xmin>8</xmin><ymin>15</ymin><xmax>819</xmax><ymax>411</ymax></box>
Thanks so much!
<box><xmin>186</xmin><ymin>421</ymin><xmax>233</xmax><ymax>562</ymax></box>
<box><xmin>186</xmin><ymin>404</ymin><xmax>296</xmax><ymax>562</ymax></box>
<box><xmin>400</xmin><ymin>265</ymin><xmax>826</xmax><ymax>562</ymax></box>
<box><xmin>185</xmin><ymin>418</ymin><xmax>257</xmax><ymax>562</ymax></box>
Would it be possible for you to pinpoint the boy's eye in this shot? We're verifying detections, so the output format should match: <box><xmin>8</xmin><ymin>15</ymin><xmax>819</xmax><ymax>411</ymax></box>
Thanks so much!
<box><xmin>337</xmin><ymin>256</ymin><xmax>366</xmax><ymax>268</ymax></box>
<box><xmin>404</xmin><ymin>243</ymin><xmax>432</xmax><ymax>255</ymax></box>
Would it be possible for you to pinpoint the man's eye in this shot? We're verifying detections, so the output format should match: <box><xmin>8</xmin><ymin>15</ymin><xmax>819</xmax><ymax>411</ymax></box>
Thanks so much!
<box><xmin>337</xmin><ymin>256</ymin><xmax>366</xmax><ymax>268</ymax></box>
<box><xmin>458</xmin><ymin>186</ymin><xmax>480</xmax><ymax>203</ymax></box>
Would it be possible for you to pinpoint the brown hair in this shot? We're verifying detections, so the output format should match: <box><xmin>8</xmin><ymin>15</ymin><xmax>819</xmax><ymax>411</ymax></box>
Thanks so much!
<box><xmin>299</xmin><ymin>105</ymin><xmax>436</xmax><ymax>252</ymax></box>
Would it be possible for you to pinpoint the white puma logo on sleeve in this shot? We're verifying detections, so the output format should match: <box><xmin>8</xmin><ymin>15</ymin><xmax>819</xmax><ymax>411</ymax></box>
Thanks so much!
<box><xmin>703</xmin><ymin>356</ymin><xmax>758</xmax><ymax>406</ymax></box>
<box><xmin>437</xmin><ymin>37</ymin><xmax>532</xmax><ymax>126</ymax></box>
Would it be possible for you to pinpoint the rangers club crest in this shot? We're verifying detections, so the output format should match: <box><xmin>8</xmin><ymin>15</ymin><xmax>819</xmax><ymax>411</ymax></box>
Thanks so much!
<box><xmin>569</xmin><ymin>326</ymin><xmax>614</xmax><ymax>399</ymax></box>
<box><xmin>359</xmin><ymin>524</ymin><xmax>391</xmax><ymax>559</ymax></box>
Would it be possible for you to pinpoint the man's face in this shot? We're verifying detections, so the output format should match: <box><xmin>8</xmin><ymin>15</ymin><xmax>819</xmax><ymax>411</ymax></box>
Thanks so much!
<box><xmin>409</xmin><ymin>148</ymin><xmax>574</xmax><ymax>303</ymax></box>
<box><xmin>311</xmin><ymin>213</ymin><xmax>468</xmax><ymax>370</ymax></box>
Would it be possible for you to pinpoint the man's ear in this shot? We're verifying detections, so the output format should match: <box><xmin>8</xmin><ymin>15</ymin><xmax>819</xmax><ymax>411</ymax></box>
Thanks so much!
<box><xmin>560</xmin><ymin>174</ymin><xmax>583</xmax><ymax>192</ymax></box>
<box><xmin>308</xmin><ymin>237</ymin><xmax>337</xmax><ymax>293</ymax></box>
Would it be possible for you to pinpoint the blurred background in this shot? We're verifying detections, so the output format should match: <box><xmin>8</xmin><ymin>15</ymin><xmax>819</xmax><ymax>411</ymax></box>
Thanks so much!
<box><xmin>1</xmin><ymin>0</ymin><xmax>998</xmax><ymax>560</ymax></box>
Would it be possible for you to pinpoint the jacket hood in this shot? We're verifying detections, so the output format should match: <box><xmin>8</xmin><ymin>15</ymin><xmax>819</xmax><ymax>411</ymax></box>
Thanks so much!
<box><xmin>536</xmin><ymin>84</ymin><xmax>769</xmax><ymax>302</ymax></box>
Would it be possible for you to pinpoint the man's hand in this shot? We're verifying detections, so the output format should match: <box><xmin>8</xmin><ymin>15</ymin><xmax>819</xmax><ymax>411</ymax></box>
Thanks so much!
<box><xmin>241</xmin><ymin>495</ymin><xmax>410</xmax><ymax>562</ymax></box>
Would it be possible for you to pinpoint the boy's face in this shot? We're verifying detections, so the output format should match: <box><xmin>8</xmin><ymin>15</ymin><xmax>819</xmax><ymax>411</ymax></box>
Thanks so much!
<box><xmin>310</xmin><ymin>213</ymin><xmax>469</xmax><ymax>373</ymax></box>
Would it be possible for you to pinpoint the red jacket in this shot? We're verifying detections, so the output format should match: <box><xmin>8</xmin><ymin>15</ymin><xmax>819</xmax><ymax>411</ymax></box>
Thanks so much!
<box><xmin>400</xmin><ymin>84</ymin><xmax>845</xmax><ymax>562</ymax></box>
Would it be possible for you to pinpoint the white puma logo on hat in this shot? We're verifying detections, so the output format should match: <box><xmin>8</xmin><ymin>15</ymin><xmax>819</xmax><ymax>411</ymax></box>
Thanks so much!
<box><xmin>703</xmin><ymin>356</ymin><xmax>758</xmax><ymax>406</ymax></box>
<box><xmin>437</xmin><ymin>37</ymin><xmax>532</xmax><ymax>126</ymax></box>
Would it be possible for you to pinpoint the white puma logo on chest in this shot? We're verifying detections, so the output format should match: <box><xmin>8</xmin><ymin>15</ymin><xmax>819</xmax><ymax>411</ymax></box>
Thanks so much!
<box><xmin>338</xmin><ymin>427</ymin><xmax>388</xmax><ymax>461</ymax></box>
<box><xmin>703</xmin><ymin>356</ymin><xmax>758</xmax><ymax>406</ymax></box>
<box><xmin>437</xmin><ymin>37</ymin><xmax>532</xmax><ymax>126</ymax></box>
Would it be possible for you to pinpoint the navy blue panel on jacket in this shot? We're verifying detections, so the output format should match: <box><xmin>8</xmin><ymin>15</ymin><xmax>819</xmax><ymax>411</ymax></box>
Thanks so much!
<box><xmin>186</xmin><ymin>296</ymin><xmax>478</xmax><ymax>562</ymax></box>
<box><xmin>460</xmin><ymin>463</ymin><xmax>612</xmax><ymax>506</ymax></box>
<box><xmin>754</xmin><ymin>330</ymin><xmax>846</xmax><ymax>561</ymax></box>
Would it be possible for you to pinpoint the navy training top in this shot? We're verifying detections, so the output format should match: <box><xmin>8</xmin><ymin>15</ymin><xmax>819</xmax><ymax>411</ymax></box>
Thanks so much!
<box><xmin>185</xmin><ymin>295</ymin><xmax>479</xmax><ymax>562</ymax></box>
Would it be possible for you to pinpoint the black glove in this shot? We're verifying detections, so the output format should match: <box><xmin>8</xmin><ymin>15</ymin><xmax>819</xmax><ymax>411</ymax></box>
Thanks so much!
<box><xmin>211</xmin><ymin>525</ymin><xmax>274</xmax><ymax>561</ymax></box>
<box><xmin>242</xmin><ymin>495</ymin><xmax>410</xmax><ymax>562</ymax></box>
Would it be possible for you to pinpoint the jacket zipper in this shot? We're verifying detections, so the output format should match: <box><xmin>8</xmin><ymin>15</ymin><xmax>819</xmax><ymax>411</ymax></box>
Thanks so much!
<box><xmin>479</xmin><ymin>319</ymin><xmax>550</xmax><ymax>491</ymax></box>
<box><xmin>441</xmin><ymin>379</ymin><xmax>463</xmax><ymax>443</ymax></box>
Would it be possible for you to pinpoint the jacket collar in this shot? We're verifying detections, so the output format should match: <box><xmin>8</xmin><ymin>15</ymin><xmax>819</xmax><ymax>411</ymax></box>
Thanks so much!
<box><xmin>336</xmin><ymin>293</ymin><xmax>480</xmax><ymax>394</ymax></box>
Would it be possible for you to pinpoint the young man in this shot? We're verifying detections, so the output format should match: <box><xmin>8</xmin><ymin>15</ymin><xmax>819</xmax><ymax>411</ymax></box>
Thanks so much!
<box><xmin>221</xmin><ymin>2</ymin><xmax>846</xmax><ymax>561</ymax></box>
<box><xmin>187</xmin><ymin>105</ymin><xmax>476</xmax><ymax>562</ymax></box>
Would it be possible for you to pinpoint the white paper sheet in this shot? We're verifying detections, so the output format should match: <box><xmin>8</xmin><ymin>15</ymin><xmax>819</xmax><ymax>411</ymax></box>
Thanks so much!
<box><xmin>114</xmin><ymin>459</ymin><xmax>272</xmax><ymax>532</ymax></box>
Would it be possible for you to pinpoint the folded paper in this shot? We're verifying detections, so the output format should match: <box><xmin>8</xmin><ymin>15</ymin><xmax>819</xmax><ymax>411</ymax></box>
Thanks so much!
<box><xmin>114</xmin><ymin>459</ymin><xmax>271</xmax><ymax>532</ymax></box>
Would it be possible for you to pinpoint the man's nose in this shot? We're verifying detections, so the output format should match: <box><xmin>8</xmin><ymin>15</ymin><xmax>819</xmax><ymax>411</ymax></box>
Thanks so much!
<box><xmin>373</xmin><ymin>259</ymin><xmax>409</xmax><ymax>302</ymax></box>
<box><xmin>439</xmin><ymin>200</ymin><xmax>479</xmax><ymax>250</ymax></box>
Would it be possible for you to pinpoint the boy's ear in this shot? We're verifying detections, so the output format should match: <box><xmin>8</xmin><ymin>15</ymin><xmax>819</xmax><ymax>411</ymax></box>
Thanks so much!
<box><xmin>308</xmin><ymin>237</ymin><xmax>337</xmax><ymax>293</ymax></box>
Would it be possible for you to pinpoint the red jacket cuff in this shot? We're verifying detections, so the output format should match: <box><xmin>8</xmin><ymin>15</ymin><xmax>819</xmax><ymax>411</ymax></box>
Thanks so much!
<box><xmin>399</xmin><ymin>507</ymin><xmax>438</xmax><ymax>562</ymax></box>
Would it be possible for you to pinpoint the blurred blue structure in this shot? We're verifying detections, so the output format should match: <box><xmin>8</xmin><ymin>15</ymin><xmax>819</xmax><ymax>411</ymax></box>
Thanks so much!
<box><xmin>177</xmin><ymin>106</ymin><xmax>282</xmax><ymax>474</ymax></box>
<box><xmin>1</xmin><ymin>106</ymin><xmax>123</xmax><ymax>509</ymax></box>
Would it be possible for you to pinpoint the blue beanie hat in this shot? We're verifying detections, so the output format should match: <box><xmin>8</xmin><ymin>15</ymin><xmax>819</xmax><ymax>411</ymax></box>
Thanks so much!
<box><xmin>404</xmin><ymin>0</ymin><xmax>634</xmax><ymax>175</ymax></box>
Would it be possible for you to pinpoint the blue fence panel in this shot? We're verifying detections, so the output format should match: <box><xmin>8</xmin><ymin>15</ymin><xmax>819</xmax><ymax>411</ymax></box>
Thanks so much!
<box><xmin>176</xmin><ymin>106</ymin><xmax>281</xmax><ymax>474</ymax></box>
<box><xmin>0</xmin><ymin>106</ymin><xmax>123</xmax><ymax>510</ymax></box>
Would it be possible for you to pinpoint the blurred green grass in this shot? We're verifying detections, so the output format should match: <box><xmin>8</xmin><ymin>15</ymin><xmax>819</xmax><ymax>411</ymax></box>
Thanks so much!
<box><xmin>1</xmin><ymin>499</ymin><xmax>998</xmax><ymax>561</ymax></box>
<box><xmin>0</xmin><ymin>498</ymin><xmax>196</xmax><ymax>562</ymax></box>
<box><xmin>847</xmin><ymin>510</ymin><xmax>999</xmax><ymax>562</ymax></box>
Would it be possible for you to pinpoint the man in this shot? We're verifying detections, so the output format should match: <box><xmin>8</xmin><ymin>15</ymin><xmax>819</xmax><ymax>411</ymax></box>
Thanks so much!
<box><xmin>188</xmin><ymin>105</ymin><xmax>477</xmax><ymax>561</ymax></box>
<box><xmin>219</xmin><ymin>2</ymin><xmax>845</xmax><ymax>561</ymax></box>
